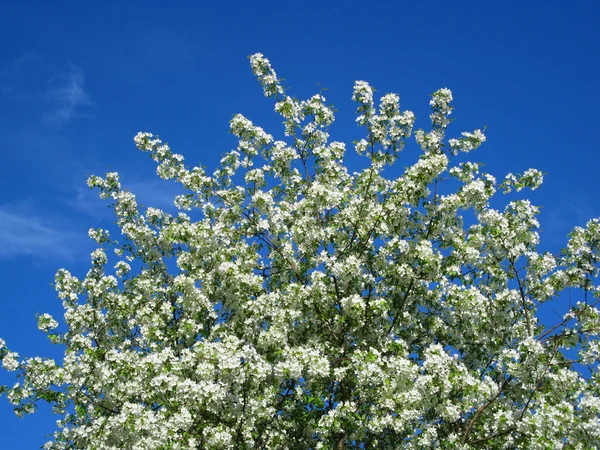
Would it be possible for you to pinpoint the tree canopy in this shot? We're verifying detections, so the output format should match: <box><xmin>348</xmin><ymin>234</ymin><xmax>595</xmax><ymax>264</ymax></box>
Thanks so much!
<box><xmin>1</xmin><ymin>53</ymin><xmax>599</xmax><ymax>449</ymax></box>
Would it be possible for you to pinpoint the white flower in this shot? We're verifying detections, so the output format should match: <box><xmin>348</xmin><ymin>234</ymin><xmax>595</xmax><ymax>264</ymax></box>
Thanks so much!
<box><xmin>37</xmin><ymin>313</ymin><xmax>59</xmax><ymax>331</ymax></box>
<box><xmin>2</xmin><ymin>351</ymin><xmax>19</xmax><ymax>371</ymax></box>
<box><xmin>0</xmin><ymin>52</ymin><xmax>595</xmax><ymax>450</ymax></box>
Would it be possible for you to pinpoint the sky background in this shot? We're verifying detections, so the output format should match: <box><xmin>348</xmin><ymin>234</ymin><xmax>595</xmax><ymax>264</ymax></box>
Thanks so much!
<box><xmin>1</xmin><ymin>0</ymin><xmax>599</xmax><ymax>447</ymax></box>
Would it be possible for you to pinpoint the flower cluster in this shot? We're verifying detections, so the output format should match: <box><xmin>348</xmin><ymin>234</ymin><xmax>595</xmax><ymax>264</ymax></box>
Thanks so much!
<box><xmin>1</xmin><ymin>54</ymin><xmax>599</xmax><ymax>449</ymax></box>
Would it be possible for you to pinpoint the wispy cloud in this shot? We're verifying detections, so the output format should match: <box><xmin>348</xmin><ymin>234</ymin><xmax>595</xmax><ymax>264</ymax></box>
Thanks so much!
<box><xmin>0</xmin><ymin>201</ymin><xmax>85</xmax><ymax>260</ymax></box>
<box><xmin>44</xmin><ymin>63</ymin><xmax>93</xmax><ymax>123</ymax></box>
<box><xmin>1</xmin><ymin>54</ymin><xmax>94</xmax><ymax>124</ymax></box>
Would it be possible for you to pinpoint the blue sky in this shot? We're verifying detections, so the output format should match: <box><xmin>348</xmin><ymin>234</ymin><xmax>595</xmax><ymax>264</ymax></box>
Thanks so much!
<box><xmin>1</xmin><ymin>0</ymin><xmax>599</xmax><ymax>446</ymax></box>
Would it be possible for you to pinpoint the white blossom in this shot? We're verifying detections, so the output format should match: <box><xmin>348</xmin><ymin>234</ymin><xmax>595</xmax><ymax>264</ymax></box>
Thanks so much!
<box><xmin>1</xmin><ymin>52</ymin><xmax>599</xmax><ymax>450</ymax></box>
<box><xmin>2</xmin><ymin>352</ymin><xmax>19</xmax><ymax>371</ymax></box>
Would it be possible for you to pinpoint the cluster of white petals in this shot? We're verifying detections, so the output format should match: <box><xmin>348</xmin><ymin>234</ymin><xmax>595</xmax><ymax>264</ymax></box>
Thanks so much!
<box><xmin>1</xmin><ymin>54</ymin><xmax>599</xmax><ymax>449</ymax></box>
